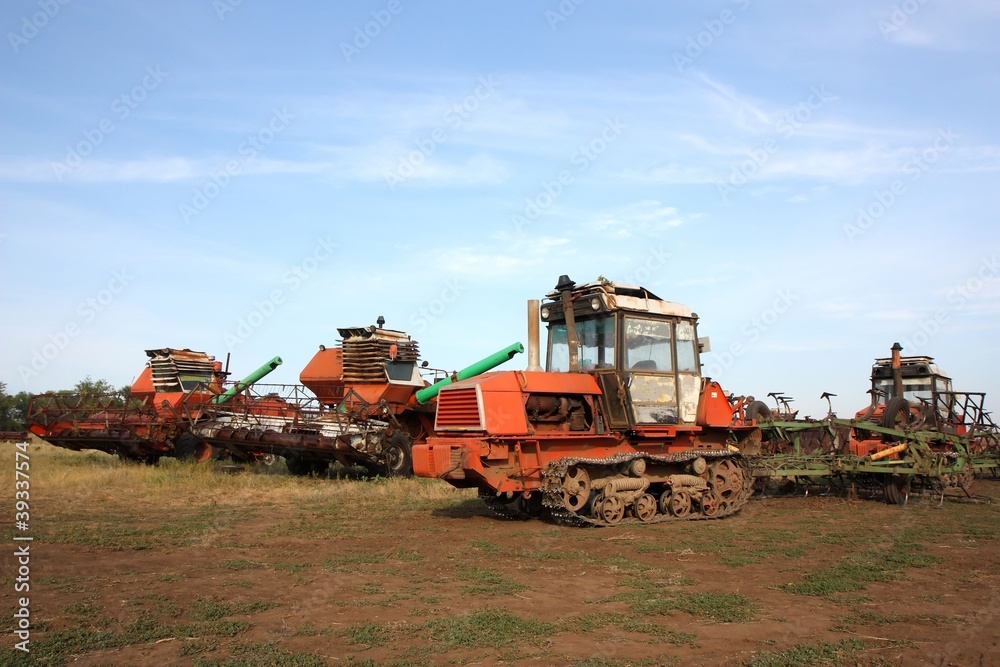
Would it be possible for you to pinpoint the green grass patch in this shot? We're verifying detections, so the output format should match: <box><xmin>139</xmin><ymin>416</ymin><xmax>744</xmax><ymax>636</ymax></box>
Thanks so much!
<box><xmin>424</xmin><ymin>608</ymin><xmax>555</xmax><ymax>649</ymax></box>
<box><xmin>621</xmin><ymin>618</ymin><xmax>699</xmax><ymax>647</ymax></box>
<box><xmin>454</xmin><ymin>565</ymin><xmax>526</xmax><ymax>596</ymax></box>
<box><xmin>342</xmin><ymin>621</ymin><xmax>402</xmax><ymax>649</ymax></box>
<box><xmin>193</xmin><ymin>641</ymin><xmax>327</xmax><ymax>667</ymax></box>
<box><xmin>330</xmin><ymin>546</ymin><xmax>422</xmax><ymax>565</ymax></box>
<box><xmin>634</xmin><ymin>591</ymin><xmax>757</xmax><ymax>623</ymax></box>
<box><xmin>836</xmin><ymin>610</ymin><xmax>905</xmax><ymax>627</ymax></box>
<box><xmin>744</xmin><ymin>638</ymin><xmax>888</xmax><ymax>667</ymax></box>
<box><xmin>190</xmin><ymin>596</ymin><xmax>279</xmax><ymax>621</ymax></box>
<box><xmin>721</xmin><ymin>554</ymin><xmax>762</xmax><ymax>567</ymax></box>
<box><xmin>783</xmin><ymin>545</ymin><xmax>942</xmax><ymax>597</ymax></box>
<box><xmin>575</xmin><ymin>657</ymin><xmax>679</xmax><ymax>667</ymax></box>
<box><xmin>60</xmin><ymin>597</ymin><xmax>103</xmax><ymax>619</ymax></box>
<box><xmin>216</xmin><ymin>558</ymin><xmax>266</xmax><ymax>571</ymax></box>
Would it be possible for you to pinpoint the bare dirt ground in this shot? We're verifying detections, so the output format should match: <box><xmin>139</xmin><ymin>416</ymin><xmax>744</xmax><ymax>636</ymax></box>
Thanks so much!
<box><xmin>2</xmin><ymin>443</ymin><xmax>999</xmax><ymax>667</ymax></box>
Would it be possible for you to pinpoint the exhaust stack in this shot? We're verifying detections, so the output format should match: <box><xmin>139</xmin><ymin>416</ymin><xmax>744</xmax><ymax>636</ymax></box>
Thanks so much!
<box><xmin>527</xmin><ymin>299</ymin><xmax>543</xmax><ymax>372</ymax></box>
<box><xmin>890</xmin><ymin>342</ymin><xmax>903</xmax><ymax>400</ymax></box>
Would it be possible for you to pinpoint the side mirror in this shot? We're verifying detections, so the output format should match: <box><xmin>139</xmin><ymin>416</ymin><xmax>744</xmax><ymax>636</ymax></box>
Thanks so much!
<box><xmin>698</xmin><ymin>337</ymin><xmax>711</xmax><ymax>353</ymax></box>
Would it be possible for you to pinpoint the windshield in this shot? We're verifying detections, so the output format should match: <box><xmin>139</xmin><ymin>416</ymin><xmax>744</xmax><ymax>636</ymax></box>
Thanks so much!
<box><xmin>874</xmin><ymin>379</ymin><xmax>933</xmax><ymax>403</ymax></box>
<box><xmin>625</xmin><ymin>317</ymin><xmax>673</xmax><ymax>372</ymax></box>
<box><xmin>548</xmin><ymin>316</ymin><xmax>615</xmax><ymax>372</ymax></box>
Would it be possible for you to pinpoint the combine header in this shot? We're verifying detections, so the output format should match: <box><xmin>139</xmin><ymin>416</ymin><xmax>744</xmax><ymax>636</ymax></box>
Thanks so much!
<box><xmin>413</xmin><ymin>276</ymin><xmax>763</xmax><ymax>526</ymax></box>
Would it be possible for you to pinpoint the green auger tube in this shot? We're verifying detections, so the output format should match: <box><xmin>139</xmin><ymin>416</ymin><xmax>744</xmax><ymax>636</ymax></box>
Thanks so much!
<box><xmin>211</xmin><ymin>357</ymin><xmax>283</xmax><ymax>404</ymax></box>
<box><xmin>415</xmin><ymin>342</ymin><xmax>524</xmax><ymax>404</ymax></box>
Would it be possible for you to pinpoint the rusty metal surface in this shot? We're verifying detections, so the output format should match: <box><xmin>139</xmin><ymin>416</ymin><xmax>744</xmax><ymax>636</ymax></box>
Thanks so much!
<box><xmin>145</xmin><ymin>348</ymin><xmax>217</xmax><ymax>393</ymax></box>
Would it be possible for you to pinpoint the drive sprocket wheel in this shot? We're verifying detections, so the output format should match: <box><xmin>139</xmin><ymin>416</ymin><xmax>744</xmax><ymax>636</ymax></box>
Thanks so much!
<box><xmin>710</xmin><ymin>458</ymin><xmax>746</xmax><ymax>507</ymax></box>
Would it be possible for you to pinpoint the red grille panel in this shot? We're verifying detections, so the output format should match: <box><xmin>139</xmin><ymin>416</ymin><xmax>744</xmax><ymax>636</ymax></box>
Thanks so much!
<box><xmin>435</xmin><ymin>387</ymin><xmax>483</xmax><ymax>430</ymax></box>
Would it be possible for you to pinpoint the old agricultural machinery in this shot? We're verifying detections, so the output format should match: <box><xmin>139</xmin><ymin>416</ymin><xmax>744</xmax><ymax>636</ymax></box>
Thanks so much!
<box><xmin>25</xmin><ymin>323</ymin><xmax>525</xmax><ymax>477</ymax></box>
<box><xmin>185</xmin><ymin>324</ymin><xmax>523</xmax><ymax>477</ymax></box>
<box><xmin>25</xmin><ymin>348</ymin><xmax>282</xmax><ymax>464</ymax></box>
<box><xmin>748</xmin><ymin>343</ymin><xmax>1000</xmax><ymax>503</ymax></box>
<box><xmin>413</xmin><ymin>276</ymin><xmax>764</xmax><ymax>526</ymax></box>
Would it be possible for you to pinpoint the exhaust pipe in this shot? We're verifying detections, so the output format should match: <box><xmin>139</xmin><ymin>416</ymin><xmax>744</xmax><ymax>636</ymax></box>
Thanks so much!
<box><xmin>890</xmin><ymin>342</ymin><xmax>903</xmax><ymax>400</ymax></box>
<box><xmin>527</xmin><ymin>300</ymin><xmax>543</xmax><ymax>372</ymax></box>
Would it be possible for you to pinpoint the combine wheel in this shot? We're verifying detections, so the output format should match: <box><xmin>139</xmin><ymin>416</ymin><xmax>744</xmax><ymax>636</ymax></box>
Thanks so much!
<box><xmin>595</xmin><ymin>494</ymin><xmax>625</xmax><ymax>525</ymax></box>
<box><xmin>312</xmin><ymin>460</ymin><xmax>330</xmax><ymax>477</ymax></box>
<box><xmin>285</xmin><ymin>456</ymin><xmax>312</xmax><ymax>476</ymax></box>
<box><xmin>633</xmin><ymin>493</ymin><xmax>658</xmax><ymax>522</ymax></box>
<box><xmin>173</xmin><ymin>433</ymin><xmax>199</xmax><ymax>459</ymax></box>
<box><xmin>667</xmin><ymin>490</ymin><xmax>692</xmax><ymax>518</ymax></box>
<box><xmin>562</xmin><ymin>466</ymin><xmax>592</xmax><ymax>511</ymax></box>
<box><xmin>883</xmin><ymin>474</ymin><xmax>909</xmax><ymax>505</ymax></box>
<box><xmin>382</xmin><ymin>432</ymin><xmax>413</xmax><ymax>477</ymax></box>
<box><xmin>698</xmin><ymin>491</ymin><xmax>720</xmax><ymax>517</ymax></box>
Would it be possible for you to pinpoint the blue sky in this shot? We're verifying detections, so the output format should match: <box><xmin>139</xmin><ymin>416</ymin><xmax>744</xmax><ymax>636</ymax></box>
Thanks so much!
<box><xmin>2</xmin><ymin>0</ymin><xmax>998</xmax><ymax>419</ymax></box>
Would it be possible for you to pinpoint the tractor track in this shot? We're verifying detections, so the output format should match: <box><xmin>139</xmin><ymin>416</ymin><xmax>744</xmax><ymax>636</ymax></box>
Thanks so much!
<box><xmin>481</xmin><ymin>450</ymin><xmax>754</xmax><ymax>527</ymax></box>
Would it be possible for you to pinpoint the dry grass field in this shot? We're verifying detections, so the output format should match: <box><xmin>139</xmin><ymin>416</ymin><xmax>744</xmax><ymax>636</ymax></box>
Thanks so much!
<box><xmin>2</xmin><ymin>441</ymin><xmax>999</xmax><ymax>667</ymax></box>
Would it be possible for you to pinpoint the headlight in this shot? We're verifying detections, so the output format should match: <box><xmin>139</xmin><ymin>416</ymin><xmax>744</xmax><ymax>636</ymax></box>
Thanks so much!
<box><xmin>590</xmin><ymin>297</ymin><xmax>601</xmax><ymax>310</ymax></box>
<box><xmin>540</xmin><ymin>307</ymin><xmax>550</xmax><ymax>320</ymax></box>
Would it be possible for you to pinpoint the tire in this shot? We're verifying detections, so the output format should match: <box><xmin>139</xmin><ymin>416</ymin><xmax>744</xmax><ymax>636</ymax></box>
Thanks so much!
<box><xmin>173</xmin><ymin>433</ymin><xmax>199</xmax><ymax>459</ymax></box>
<box><xmin>285</xmin><ymin>456</ymin><xmax>313</xmax><ymax>476</ymax></box>
<box><xmin>382</xmin><ymin>431</ymin><xmax>413</xmax><ymax>477</ymax></box>
<box><xmin>882</xmin><ymin>397</ymin><xmax>911</xmax><ymax>442</ymax></box>
<box><xmin>883</xmin><ymin>474</ymin><xmax>908</xmax><ymax>505</ymax></box>
<box><xmin>311</xmin><ymin>460</ymin><xmax>330</xmax><ymax>477</ymax></box>
<box><xmin>746</xmin><ymin>400</ymin><xmax>772</xmax><ymax>423</ymax></box>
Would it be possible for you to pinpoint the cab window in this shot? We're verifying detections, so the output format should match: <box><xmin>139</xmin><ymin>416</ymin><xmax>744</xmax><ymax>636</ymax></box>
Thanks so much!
<box><xmin>624</xmin><ymin>318</ymin><xmax>672</xmax><ymax>372</ymax></box>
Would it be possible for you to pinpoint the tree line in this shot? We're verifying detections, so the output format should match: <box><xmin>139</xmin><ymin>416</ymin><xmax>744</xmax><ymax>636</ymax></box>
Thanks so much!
<box><xmin>0</xmin><ymin>378</ymin><xmax>128</xmax><ymax>431</ymax></box>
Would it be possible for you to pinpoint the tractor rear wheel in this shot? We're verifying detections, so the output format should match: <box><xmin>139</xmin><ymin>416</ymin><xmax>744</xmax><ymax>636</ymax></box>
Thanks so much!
<box><xmin>746</xmin><ymin>401</ymin><xmax>772</xmax><ymax>423</ymax></box>
<box><xmin>882</xmin><ymin>397</ymin><xmax>911</xmax><ymax>441</ymax></box>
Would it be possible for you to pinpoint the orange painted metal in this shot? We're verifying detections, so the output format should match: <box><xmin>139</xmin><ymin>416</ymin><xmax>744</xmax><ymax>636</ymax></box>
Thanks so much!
<box><xmin>413</xmin><ymin>370</ymin><xmax>758</xmax><ymax>493</ymax></box>
<box><xmin>299</xmin><ymin>347</ymin><xmax>345</xmax><ymax>406</ymax></box>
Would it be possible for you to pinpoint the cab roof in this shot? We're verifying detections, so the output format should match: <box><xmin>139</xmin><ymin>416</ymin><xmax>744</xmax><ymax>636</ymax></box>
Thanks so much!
<box><xmin>544</xmin><ymin>277</ymin><xmax>694</xmax><ymax>318</ymax></box>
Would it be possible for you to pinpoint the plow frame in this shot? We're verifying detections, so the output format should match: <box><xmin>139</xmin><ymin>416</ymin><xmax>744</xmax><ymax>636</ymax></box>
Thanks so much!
<box><xmin>750</xmin><ymin>415</ymin><xmax>999</xmax><ymax>481</ymax></box>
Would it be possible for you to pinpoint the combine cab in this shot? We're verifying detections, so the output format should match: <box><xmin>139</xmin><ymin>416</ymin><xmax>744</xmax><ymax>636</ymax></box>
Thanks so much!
<box><xmin>413</xmin><ymin>276</ymin><xmax>763</xmax><ymax>526</ymax></box>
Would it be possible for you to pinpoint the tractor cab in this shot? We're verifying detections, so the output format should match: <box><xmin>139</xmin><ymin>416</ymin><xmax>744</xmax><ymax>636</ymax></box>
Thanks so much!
<box><xmin>540</xmin><ymin>276</ymin><xmax>705</xmax><ymax>427</ymax></box>
<box><xmin>868</xmin><ymin>349</ymin><xmax>957</xmax><ymax>429</ymax></box>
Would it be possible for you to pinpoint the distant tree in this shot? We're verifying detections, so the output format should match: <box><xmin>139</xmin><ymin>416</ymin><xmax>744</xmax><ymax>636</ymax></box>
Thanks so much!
<box><xmin>73</xmin><ymin>376</ymin><xmax>117</xmax><ymax>395</ymax></box>
<box><xmin>0</xmin><ymin>382</ymin><xmax>31</xmax><ymax>431</ymax></box>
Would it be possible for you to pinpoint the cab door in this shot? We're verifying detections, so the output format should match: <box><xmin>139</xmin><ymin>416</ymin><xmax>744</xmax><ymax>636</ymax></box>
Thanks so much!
<box><xmin>622</xmin><ymin>317</ymin><xmax>701</xmax><ymax>426</ymax></box>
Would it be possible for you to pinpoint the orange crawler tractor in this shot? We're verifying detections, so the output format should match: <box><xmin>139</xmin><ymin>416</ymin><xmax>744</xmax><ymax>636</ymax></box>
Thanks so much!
<box><xmin>412</xmin><ymin>276</ymin><xmax>763</xmax><ymax>526</ymax></box>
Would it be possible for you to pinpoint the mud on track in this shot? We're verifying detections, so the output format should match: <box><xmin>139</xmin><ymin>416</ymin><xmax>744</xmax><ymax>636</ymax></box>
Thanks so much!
<box><xmin>2</xmin><ymin>443</ymin><xmax>999</xmax><ymax>666</ymax></box>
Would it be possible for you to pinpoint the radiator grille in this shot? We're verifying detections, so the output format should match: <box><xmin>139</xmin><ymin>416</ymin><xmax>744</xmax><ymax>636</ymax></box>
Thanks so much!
<box><xmin>434</xmin><ymin>387</ymin><xmax>484</xmax><ymax>430</ymax></box>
